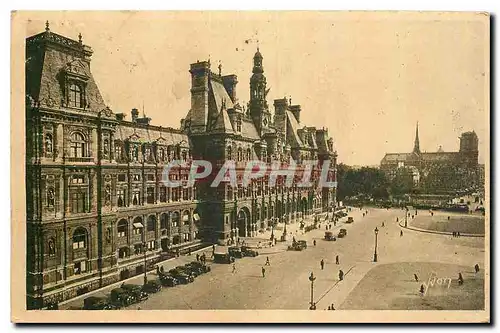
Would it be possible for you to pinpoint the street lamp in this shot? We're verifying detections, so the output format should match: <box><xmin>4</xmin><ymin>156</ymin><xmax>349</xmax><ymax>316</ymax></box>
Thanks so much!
<box><xmin>142</xmin><ymin>241</ymin><xmax>148</xmax><ymax>285</ymax></box>
<box><xmin>309</xmin><ymin>272</ymin><xmax>316</xmax><ymax>310</ymax></box>
<box><xmin>270</xmin><ymin>218</ymin><xmax>275</xmax><ymax>241</ymax></box>
<box><xmin>373</xmin><ymin>227</ymin><xmax>379</xmax><ymax>262</ymax></box>
<box><xmin>405</xmin><ymin>208</ymin><xmax>408</xmax><ymax>228</ymax></box>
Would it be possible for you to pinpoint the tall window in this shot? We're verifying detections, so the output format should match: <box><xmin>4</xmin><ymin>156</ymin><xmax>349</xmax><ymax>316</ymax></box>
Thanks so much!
<box><xmin>115</xmin><ymin>144</ymin><xmax>122</xmax><ymax>161</ymax></box>
<box><xmin>158</xmin><ymin>148</ymin><xmax>164</xmax><ymax>161</ymax></box>
<box><xmin>69</xmin><ymin>83</ymin><xmax>83</xmax><ymax>108</ymax></box>
<box><xmin>159</xmin><ymin>186</ymin><xmax>167</xmax><ymax>203</ymax></box>
<box><xmin>71</xmin><ymin>191</ymin><xmax>86</xmax><ymax>213</ymax></box>
<box><xmin>70</xmin><ymin>132</ymin><xmax>86</xmax><ymax>158</ymax></box>
<box><xmin>226</xmin><ymin>146</ymin><xmax>232</xmax><ymax>160</ymax></box>
<box><xmin>103</xmin><ymin>139</ymin><xmax>109</xmax><ymax>157</ymax></box>
<box><xmin>160</xmin><ymin>213</ymin><xmax>169</xmax><ymax>229</ymax></box>
<box><xmin>72</xmin><ymin>228</ymin><xmax>87</xmax><ymax>249</ymax></box>
<box><xmin>117</xmin><ymin>189</ymin><xmax>125</xmax><ymax>207</ymax></box>
<box><xmin>146</xmin><ymin>187</ymin><xmax>155</xmax><ymax>204</ymax></box>
<box><xmin>132</xmin><ymin>190</ymin><xmax>140</xmax><ymax>206</ymax></box>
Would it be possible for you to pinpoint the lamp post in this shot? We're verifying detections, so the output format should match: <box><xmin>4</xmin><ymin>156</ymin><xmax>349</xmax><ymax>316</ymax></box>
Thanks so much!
<box><xmin>405</xmin><ymin>208</ymin><xmax>408</xmax><ymax>227</ymax></box>
<box><xmin>309</xmin><ymin>272</ymin><xmax>316</xmax><ymax>310</ymax></box>
<box><xmin>270</xmin><ymin>218</ymin><xmax>275</xmax><ymax>241</ymax></box>
<box><xmin>373</xmin><ymin>227</ymin><xmax>379</xmax><ymax>262</ymax></box>
<box><xmin>142</xmin><ymin>241</ymin><xmax>148</xmax><ymax>285</ymax></box>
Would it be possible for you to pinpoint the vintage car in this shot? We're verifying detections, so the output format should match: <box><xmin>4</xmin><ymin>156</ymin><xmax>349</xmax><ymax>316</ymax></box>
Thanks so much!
<box><xmin>158</xmin><ymin>272</ymin><xmax>178</xmax><ymax>287</ymax></box>
<box><xmin>287</xmin><ymin>242</ymin><xmax>305</xmax><ymax>251</ymax></box>
<box><xmin>110</xmin><ymin>288</ymin><xmax>134</xmax><ymax>307</ymax></box>
<box><xmin>228</xmin><ymin>246</ymin><xmax>243</xmax><ymax>258</ymax></box>
<box><xmin>346</xmin><ymin>216</ymin><xmax>354</xmax><ymax>223</ymax></box>
<box><xmin>83</xmin><ymin>296</ymin><xmax>117</xmax><ymax>310</ymax></box>
<box><xmin>169</xmin><ymin>268</ymin><xmax>195</xmax><ymax>284</ymax></box>
<box><xmin>297</xmin><ymin>240</ymin><xmax>307</xmax><ymax>249</ymax></box>
<box><xmin>324</xmin><ymin>231</ymin><xmax>336</xmax><ymax>241</ymax></box>
<box><xmin>213</xmin><ymin>252</ymin><xmax>236</xmax><ymax>264</ymax></box>
<box><xmin>121</xmin><ymin>284</ymin><xmax>149</xmax><ymax>302</ymax></box>
<box><xmin>176</xmin><ymin>264</ymin><xmax>201</xmax><ymax>277</ymax></box>
<box><xmin>338</xmin><ymin>228</ymin><xmax>347</xmax><ymax>238</ymax></box>
<box><xmin>46</xmin><ymin>302</ymin><xmax>59</xmax><ymax>310</ymax></box>
<box><xmin>241</xmin><ymin>246</ymin><xmax>259</xmax><ymax>257</ymax></box>
<box><xmin>186</xmin><ymin>261</ymin><xmax>211</xmax><ymax>274</ymax></box>
<box><xmin>142</xmin><ymin>280</ymin><xmax>162</xmax><ymax>294</ymax></box>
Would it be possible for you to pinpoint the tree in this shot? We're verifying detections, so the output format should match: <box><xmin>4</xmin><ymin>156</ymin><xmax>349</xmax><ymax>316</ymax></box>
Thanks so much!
<box><xmin>389</xmin><ymin>167</ymin><xmax>414</xmax><ymax>198</ymax></box>
<box><xmin>336</xmin><ymin>164</ymin><xmax>390</xmax><ymax>201</ymax></box>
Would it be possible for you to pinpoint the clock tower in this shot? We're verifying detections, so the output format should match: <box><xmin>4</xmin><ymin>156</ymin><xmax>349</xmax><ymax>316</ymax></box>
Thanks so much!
<box><xmin>249</xmin><ymin>48</ymin><xmax>272</xmax><ymax>135</ymax></box>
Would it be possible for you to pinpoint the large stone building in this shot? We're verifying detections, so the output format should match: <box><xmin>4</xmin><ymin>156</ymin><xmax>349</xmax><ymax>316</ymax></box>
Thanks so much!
<box><xmin>380</xmin><ymin>123</ymin><xmax>482</xmax><ymax>194</ymax></box>
<box><xmin>25</xmin><ymin>24</ymin><xmax>337</xmax><ymax>308</ymax></box>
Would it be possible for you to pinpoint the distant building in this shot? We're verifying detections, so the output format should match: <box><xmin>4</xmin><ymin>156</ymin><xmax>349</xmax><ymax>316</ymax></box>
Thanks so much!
<box><xmin>380</xmin><ymin>123</ymin><xmax>481</xmax><ymax>194</ymax></box>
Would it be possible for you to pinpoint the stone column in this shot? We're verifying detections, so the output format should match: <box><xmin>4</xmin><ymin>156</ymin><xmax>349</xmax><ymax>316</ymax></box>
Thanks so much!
<box><xmin>91</xmin><ymin>127</ymin><xmax>98</xmax><ymax>163</ymax></box>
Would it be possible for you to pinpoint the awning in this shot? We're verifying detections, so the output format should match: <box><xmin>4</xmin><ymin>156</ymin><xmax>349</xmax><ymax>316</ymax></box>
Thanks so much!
<box><xmin>193</xmin><ymin>213</ymin><xmax>200</xmax><ymax>221</ymax></box>
<box><xmin>183</xmin><ymin>215</ymin><xmax>189</xmax><ymax>222</ymax></box>
<box><xmin>133</xmin><ymin>222</ymin><xmax>143</xmax><ymax>228</ymax></box>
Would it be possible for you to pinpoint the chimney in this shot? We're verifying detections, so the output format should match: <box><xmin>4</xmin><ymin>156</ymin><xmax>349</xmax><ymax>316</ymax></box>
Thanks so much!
<box><xmin>273</xmin><ymin>98</ymin><xmax>288</xmax><ymax>114</ymax></box>
<box><xmin>222</xmin><ymin>74</ymin><xmax>238</xmax><ymax>103</ymax></box>
<box><xmin>131</xmin><ymin>108</ymin><xmax>139</xmax><ymax>122</ymax></box>
<box><xmin>189</xmin><ymin>61</ymin><xmax>211</xmax><ymax>133</ymax></box>
<box><xmin>289</xmin><ymin>105</ymin><xmax>301</xmax><ymax>123</ymax></box>
<box><xmin>115</xmin><ymin>113</ymin><xmax>126</xmax><ymax>121</ymax></box>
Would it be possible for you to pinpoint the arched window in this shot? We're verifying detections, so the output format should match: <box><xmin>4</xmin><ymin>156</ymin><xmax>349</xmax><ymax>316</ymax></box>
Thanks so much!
<box><xmin>171</xmin><ymin>212</ymin><xmax>180</xmax><ymax>227</ymax></box>
<box><xmin>70</xmin><ymin>132</ymin><xmax>86</xmax><ymax>158</ymax></box>
<box><xmin>246</xmin><ymin>148</ymin><xmax>252</xmax><ymax>160</ymax></box>
<box><xmin>147</xmin><ymin>215</ymin><xmax>156</xmax><ymax>232</ymax></box>
<box><xmin>45</xmin><ymin>133</ymin><xmax>53</xmax><ymax>154</ymax></box>
<box><xmin>72</xmin><ymin>228</ymin><xmax>87</xmax><ymax>249</ymax></box>
<box><xmin>226</xmin><ymin>146</ymin><xmax>232</xmax><ymax>160</ymax></box>
<box><xmin>69</xmin><ymin>83</ymin><xmax>82</xmax><ymax>108</ymax></box>
<box><xmin>117</xmin><ymin>219</ymin><xmax>128</xmax><ymax>237</ymax></box>
<box><xmin>237</xmin><ymin>148</ymin><xmax>243</xmax><ymax>162</ymax></box>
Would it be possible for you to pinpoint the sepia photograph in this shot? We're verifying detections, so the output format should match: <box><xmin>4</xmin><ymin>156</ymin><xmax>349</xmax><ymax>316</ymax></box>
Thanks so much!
<box><xmin>11</xmin><ymin>10</ymin><xmax>490</xmax><ymax>323</ymax></box>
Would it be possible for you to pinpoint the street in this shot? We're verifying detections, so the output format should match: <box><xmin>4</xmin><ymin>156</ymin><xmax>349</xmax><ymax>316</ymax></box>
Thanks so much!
<box><xmin>102</xmin><ymin>207</ymin><xmax>483</xmax><ymax>310</ymax></box>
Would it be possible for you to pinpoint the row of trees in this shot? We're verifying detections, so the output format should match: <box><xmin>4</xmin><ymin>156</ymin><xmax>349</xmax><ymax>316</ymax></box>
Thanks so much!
<box><xmin>336</xmin><ymin>164</ymin><xmax>414</xmax><ymax>202</ymax></box>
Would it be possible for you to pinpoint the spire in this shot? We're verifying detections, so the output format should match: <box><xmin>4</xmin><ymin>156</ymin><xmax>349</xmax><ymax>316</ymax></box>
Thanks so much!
<box><xmin>252</xmin><ymin>47</ymin><xmax>263</xmax><ymax>74</ymax></box>
<box><xmin>413</xmin><ymin>122</ymin><xmax>420</xmax><ymax>154</ymax></box>
<box><xmin>45</xmin><ymin>20</ymin><xmax>50</xmax><ymax>32</ymax></box>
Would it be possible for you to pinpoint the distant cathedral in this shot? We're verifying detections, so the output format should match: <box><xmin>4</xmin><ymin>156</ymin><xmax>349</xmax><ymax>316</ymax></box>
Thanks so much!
<box><xmin>380</xmin><ymin>123</ymin><xmax>482</xmax><ymax>194</ymax></box>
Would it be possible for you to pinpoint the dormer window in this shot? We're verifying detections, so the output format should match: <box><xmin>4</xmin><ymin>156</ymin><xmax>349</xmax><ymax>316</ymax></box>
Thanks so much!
<box><xmin>69</xmin><ymin>83</ymin><xmax>83</xmax><ymax>108</ymax></box>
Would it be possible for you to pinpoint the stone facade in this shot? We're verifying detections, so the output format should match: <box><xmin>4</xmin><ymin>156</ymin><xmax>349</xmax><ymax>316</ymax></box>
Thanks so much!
<box><xmin>25</xmin><ymin>24</ymin><xmax>337</xmax><ymax>309</ymax></box>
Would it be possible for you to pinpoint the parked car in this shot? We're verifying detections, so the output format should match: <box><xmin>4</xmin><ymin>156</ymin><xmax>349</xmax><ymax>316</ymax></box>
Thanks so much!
<box><xmin>297</xmin><ymin>240</ymin><xmax>307</xmax><ymax>249</ymax></box>
<box><xmin>176</xmin><ymin>264</ymin><xmax>201</xmax><ymax>277</ymax></box>
<box><xmin>110</xmin><ymin>288</ymin><xmax>134</xmax><ymax>307</ymax></box>
<box><xmin>288</xmin><ymin>243</ymin><xmax>305</xmax><ymax>251</ymax></box>
<box><xmin>228</xmin><ymin>246</ymin><xmax>243</xmax><ymax>258</ymax></box>
<box><xmin>324</xmin><ymin>231</ymin><xmax>336</xmax><ymax>241</ymax></box>
<box><xmin>121</xmin><ymin>284</ymin><xmax>149</xmax><ymax>303</ymax></box>
<box><xmin>142</xmin><ymin>280</ymin><xmax>162</xmax><ymax>294</ymax></box>
<box><xmin>169</xmin><ymin>268</ymin><xmax>195</xmax><ymax>284</ymax></box>
<box><xmin>338</xmin><ymin>228</ymin><xmax>347</xmax><ymax>238</ymax></box>
<box><xmin>186</xmin><ymin>261</ymin><xmax>211</xmax><ymax>274</ymax></box>
<box><xmin>213</xmin><ymin>252</ymin><xmax>235</xmax><ymax>264</ymax></box>
<box><xmin>158</xmin><ymin>272</ymin><xmax>178</xmax><ymax>287</ymax></box>
<box><xmin>241</xmin><ymin>246</ymin><xmax>259</xmax><ymax>257</ymax></box>
<box><xmin>83</xmin><ymin>296</ymin><xmax>117</xmax><ymax>310</ymax></box>
<box><xmin>346</xmin><ymin>216</ymin><xmax>354</xmax><ymax>223</ymax></box>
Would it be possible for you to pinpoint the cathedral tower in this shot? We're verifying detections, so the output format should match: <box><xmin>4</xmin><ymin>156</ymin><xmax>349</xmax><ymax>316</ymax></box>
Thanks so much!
<box><xmin>249</xmin><ymin>48</ymin><xmax>272</xmax><ymax>135</ymax></box>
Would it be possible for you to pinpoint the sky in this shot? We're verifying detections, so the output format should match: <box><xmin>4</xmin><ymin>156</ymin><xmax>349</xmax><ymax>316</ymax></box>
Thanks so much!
<box><xmin>23</xmin><ymin>11</ymin><xmax>489</xmax><ymax>165</ymax></box>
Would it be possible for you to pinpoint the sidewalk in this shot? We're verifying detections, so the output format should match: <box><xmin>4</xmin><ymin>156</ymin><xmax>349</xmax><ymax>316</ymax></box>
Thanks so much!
<box><xmin>59</xmin><ymin>244</ymin><xmax>213</xmax><ymax>310</ymax></box>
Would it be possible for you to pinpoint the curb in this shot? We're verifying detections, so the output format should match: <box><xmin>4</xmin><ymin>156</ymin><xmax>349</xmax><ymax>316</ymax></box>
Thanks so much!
<box><xmin>398</xmin><ymin>222</ymin><xmax>484</xmax><ymax>238</ymax></box>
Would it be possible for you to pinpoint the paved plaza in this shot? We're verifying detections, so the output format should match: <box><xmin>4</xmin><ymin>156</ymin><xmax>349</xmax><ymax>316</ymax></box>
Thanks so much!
<box><xmin>61</xmin><ymin>208</ymin><xmax>485</xmax><ymax>310</ymax></box>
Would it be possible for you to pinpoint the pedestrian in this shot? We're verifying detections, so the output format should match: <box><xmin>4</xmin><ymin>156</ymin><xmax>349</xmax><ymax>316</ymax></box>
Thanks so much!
<box><xmin>452</xmin><ymin>231</ymin><xmax>455</xmax><ymax>237</ymax></box>
<box><xmin>335</xmin><ymin>255</ymin><xmax>339</xmax><ymax>265</ymax></box>
<box><xmin>412</xmin><ymin>215</ymin><xmax>414</xmax><ymax>219</ymax></box>
<box><xmin>431</xmin><ymin>212</ymin><xmax>434</xmax><ymax>217</ymax></box>
<box><xmin>400</xmin><ymin>230</ymin><xmax>403</xmax><ymax>237</ymax></box>
<box><xmin>448</xmin><ymin>216</ymin><xmax>450</xmax><ymax>220</ymax></box>
<box><xmin>419</xmin><ymin>284</ymin><xmax>425</xmax><ymax>295</ymax></box>
<box><xmin>156</xmin><ymin>265</ymin><xmax>160</xmax><ymax>274</ymax></box>
<box><xmin>339</xmin><ymin>269</ymin><xmax>344</xmax><ymax>281</ymax></box>
<box><xmin>160</xmin><ymin>266</ymin><xmax>164</xmax><ymax>273</ymax></box>
<box><xmin>396</xmin><ymin>217</ymin><xmax>399</xmax><ymax>222</ymax></box>
<box><xmin>262</xmin><ymin>267</ymin><xmax>266</xmax><ymax>278</ymax></box>
<box><xmin>475</xmin><ymin>264</ymin><xmax>480</xmax><ymax>273</ymax></box>
<box><xmin>232</xmin><ymin>263</ymin><xmax>236</xmax><ymax>273</ymax></box>
<box><xmin>265</xmin><ymin>256</ymin><xmax>270</xmax><ymax>266</ymax></box>
<box><xmin>382</xmin><ymin>221</ymin><xmax>385</xmax><ymax>227</ymax></box>
<box><xmin>196</xmin><ymin>253</ymin><xmax>200</xmax><ymax>262</ymax></box>
<box><xmin>457</xmin><ymin>232</ymin><xmax>461</xmax><ymax>237</ymax></box>
<box><xmin>414</xmin><ymin>274</ymin><xmax>419</xmax><ymax>282</ymax></box>
<box><xmin>320</xmin><ymin>259</ymin><xmax>325</xmax><ymax>270</ymax></box>
<box><xmin>330</xmin><ymin>304</ymin><xmax>335</xmax><ymax>310</ymax></box>
<box><xmin>458</xmin><ymin>272</ymin><xmax>464</xmax><ymax>285</ymax></box>
<box><xmin>327</xmin><ymin>305</ymin><xmax>331</xmax><ymax>310</ymax></box>
<box><xmin>363</xmin><ymin>213</ymin><xmax>365</xmax><ymax>217</ymax></box>
<box><xmin>188</xmin><ymin>248</ymin><xmax>192</xmax><ymax>256</ymax></box>
<box><xmin>313</xmin><ymin>240</ymin><xmax>317</xmax><ymax>246</ymax></box>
